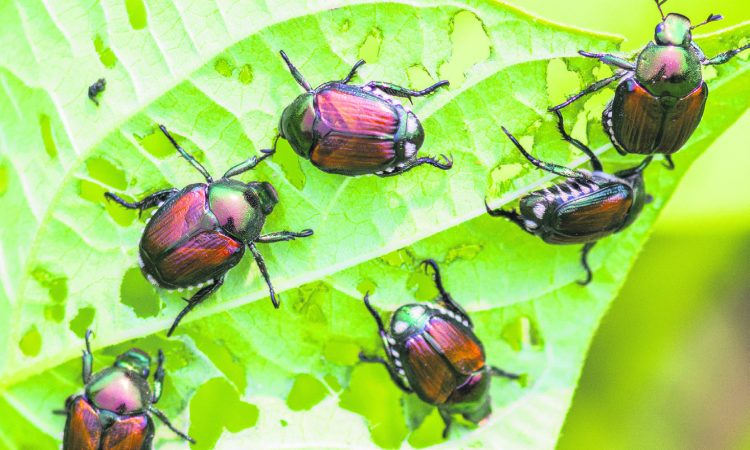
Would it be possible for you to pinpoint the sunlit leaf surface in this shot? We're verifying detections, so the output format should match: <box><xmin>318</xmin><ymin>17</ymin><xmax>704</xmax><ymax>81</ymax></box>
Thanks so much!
<box><xmin>0</xmin><ymin>0</ymin><xmax>748</xmax><ymax>448</ymax></box>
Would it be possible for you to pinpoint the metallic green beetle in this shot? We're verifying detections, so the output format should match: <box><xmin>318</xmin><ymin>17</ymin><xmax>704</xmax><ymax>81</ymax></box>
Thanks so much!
<box><xmin>551</xmin><ymin>0</ymin><xmax>750</xmax><ymax>167</ymax></box>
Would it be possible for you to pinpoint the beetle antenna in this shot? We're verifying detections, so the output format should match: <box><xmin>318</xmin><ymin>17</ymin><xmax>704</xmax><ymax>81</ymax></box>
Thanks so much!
<box><xmin>279</xmin><ymin>50</ymin><xmax>312</xmax><ymax>91</ymax></box>
<box><xmin>691</xmin><ymin>13</ymin><xmax>724</xmax><ymax>30</ymax></box>
<box><xmin>501</xmin><ymin>127</ymin><xmax>590</xmax><ymax>181</ymax></box>
<box><xmin>159</xmin><ymin>125</ymin><xmax>213</xmax><ymax>183</ymax></box>
<box><xmin>655</xmin><ymin>0</ymin><xmax>667</xmax><ymax>20</ymax></box>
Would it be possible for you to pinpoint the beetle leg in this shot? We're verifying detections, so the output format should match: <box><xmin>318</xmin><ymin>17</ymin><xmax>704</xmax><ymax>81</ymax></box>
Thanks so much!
<box><xmin>104</xmin><ymin>188</ymin><xmax>178</xmax><ymax>218</ymax></box>
<box><xmin>149</xmin><ymin>407</ymin><xmax>196</xmax><ymax>443</ymax></box>
<box><xmin>159</xmin><ymin>125</ymin><xmax>214</xmax><ymax>183</ymax></box>
<box><xmin>578</xmin><ymin>51</ymin><xmax>636</xmax><ymax>70</ymax></box>
<box><xmin>662</xmin><ymin>155</ymin><xmax>675</xmax><ymax>170</ymax></box>
<box><xmin>339</xmin><ymin>59</ymin><xmax>366</xmax><ymax>84</ymax></box>
<box><xmin>615</xmin><ymin>155</ymin><xmax>654</xmax><ymax>178</ymax></box>
<box><xmin>375</xmin><ymin>154</ymin><xmax>453</xmax><ymax>177</ymax></box>
<box><xmin>365</xmin><ymin>80</ymin><xmax>449</xmax><ymax>103</ymax></box>
<box><xmin>549</xmin><ymin>71</ymin><xmax>627</xmax><ymax>112</ymax></box>
<box><xmin>484</xmin><ymin>201</ymin><xmax>529</xmax><ymax>231</ymax></box>
<box><xmin>702</xmin><ymin>43</ymin><xmax>750</xmax><ymax>65</ymax></box>
<box><xmin>361</xmin><ymin>293</ymin><xmax>414</xmax><ymax>392</ymax></box>
<box><xmin>256</xmin><ymin>229</ymin><xmax>314</xmax><ymax>244</ymax></box>
<box><xmin>439</xmin><ymin>408</ymin><xmax>454</xmax><ymax>439</ymax></box>
<box><xmin>82</xmin><ymin>329</ymin><xmax>93</xmax><ymax>384</ymax></box>
<box><xmin>248</xmin><ymin>243</ymin><xmax>279</xmax><ymax>309</ymax></box>
<box><xmin>489</xmin><ymin>366</ymin><xmax>521</xmax><ymax>381</ymax></box>
<box><xmin>578</xmin><ymin>242</ymin><xmax>597</xmax><ymax>286</ymax></box>
<box><xmin>167</xmin><ymin>278</ymin><xmax>224</xmax><ymax>336</ymax></box>
<box><xmin>223</xmin><ymin>138</ymin><xmax>277</xmax><ymax>179</ymax></box>
<box><xmin>279</xmin><ymin>50</ymin><xmax>312</xmax><ymax>91</ymax></box>
<box><xmin>420</xmin><ymin>259</ymin><xmax>472</xmax><ymax>327</ymax></box>
<box><xmin>152</xmin><ymin>350</ymin><xmax>165</xmax><ymax>404</ymax></box>
<box><xmin>358</xmin><ymin>353</ymin><xmax>413</xmax><ymax>393</ymax></box>
<box><xmin>502</xmin><ymin>127</ymin><xmax>590</xmax><ymax>181</ymax></box>
<box><xmin>552</xmin><ymin>109</ymin><xmax>603</xmax><ymax>172</ymax></box>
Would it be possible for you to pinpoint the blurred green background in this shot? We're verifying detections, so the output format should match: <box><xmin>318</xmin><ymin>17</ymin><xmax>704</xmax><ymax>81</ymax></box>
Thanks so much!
<box><xmin>501</xmin><ymin>1</ymin><xmax>750</xmax><ymax>449</ymax></box>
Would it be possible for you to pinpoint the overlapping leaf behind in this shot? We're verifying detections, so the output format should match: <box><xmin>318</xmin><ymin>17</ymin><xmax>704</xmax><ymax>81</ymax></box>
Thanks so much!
<box><xmin>0</xmin><ymin>0</ymin><xmax>748</xmax><ymax>448</ymax></box>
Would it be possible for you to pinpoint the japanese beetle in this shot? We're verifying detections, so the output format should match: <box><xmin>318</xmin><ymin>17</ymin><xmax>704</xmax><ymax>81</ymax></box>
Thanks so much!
<box><xmin>550</xmin><ymin>0</ymin><xmax>750</xmax><ymax>165</ymax></box>
<box><xmin>276</xmin><ymin>50</ymin><xmax>453</xmax><ymax>177</ymax></box>
<box><xmin>485</xmin><ymin>112</ymin><xmax>653</xmax><ymax>285</ymax></box>
<box><xmin>62</xmin><ymin>330</ymin><xmax>194</xmax><ymax>449</ymax></box>
<box><xmin>359</xmin><ymin>259</ymin><xmax>520</xmax><ymax>438</ymax></box>
<box><xmin>106</xmin><ymin>125</ymin><xmax>313</xmax><ymax>336</ymax></box>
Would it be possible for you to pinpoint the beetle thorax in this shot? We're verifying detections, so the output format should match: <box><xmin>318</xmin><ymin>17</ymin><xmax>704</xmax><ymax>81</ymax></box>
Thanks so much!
<box><xmin>280</xmin><ymin>93</ymin><xmax>316</xmax><ymax>159</ymax></box>
<box><xmin>390</xmin><ymin>304</ymin><xmax>431</xmax><ymax>337</ymax></box>
<box><xmin>208</xmin><ymin>180</ymin><xmax>276</xmax><ymax>242</ymax></box>
<box><xmin>86</xmin><ymin>368</ymin><xmax>151</xmax><ymax>415</ymax></box>
<box><xmin>636</xmin><ymin>42</ymin><xmax>702</xmax><ymax>98</ymax></box>
<box><xmin>401</xmin><ymin>112</ymin><xmax>424</xmax><ymax>161</ymax></box>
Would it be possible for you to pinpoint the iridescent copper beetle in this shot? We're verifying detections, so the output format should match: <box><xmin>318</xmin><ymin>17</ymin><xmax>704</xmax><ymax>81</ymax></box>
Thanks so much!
<box><xmin>360</xmin><ymin>260</ymin><xmax>520</xmax><ymax>437</ymax></box>
<box><xmin>551</xmin><ymin>0</ymin><xmax>750</xmax><ymax>167</ymax></box>
<box><xmin>276</xmin><ymin>50</ymin><xmax>453</xmax><ymax>177</ymax></box>
<box><xmin>62</xmin><ymin>330</ymin><xmax>194</xmax><ymax>449</ymax></box>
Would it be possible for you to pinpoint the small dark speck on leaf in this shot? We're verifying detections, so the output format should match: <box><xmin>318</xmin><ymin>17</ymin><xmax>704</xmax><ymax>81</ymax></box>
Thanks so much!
<box><xmin>88</xmin><ymin>78</ymin><xmax>106</xmax><ymax>106</ymax></box>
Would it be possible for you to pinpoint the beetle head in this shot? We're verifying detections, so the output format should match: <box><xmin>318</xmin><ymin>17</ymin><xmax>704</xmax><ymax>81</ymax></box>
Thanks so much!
<box><xmin>248</xmin><ymin>181</ymin><xmax>279</xmax><ymax>215</ymax></box>
<box><xmin>655</xmin><ymin>13</ymin><xmax>693</xmax><ymax>46</ymax></box>
<box><xmin>115</xmin><ymin>349</ymin><xmax>151</xmax><ymax>378</ymax></box>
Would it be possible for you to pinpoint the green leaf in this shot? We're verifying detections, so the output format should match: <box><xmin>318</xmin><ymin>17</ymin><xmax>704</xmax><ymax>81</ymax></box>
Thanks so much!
<box><xmin>0</xmin><ymin>0</ymin><xmax>748</xmax><ymax>448</ymax></box>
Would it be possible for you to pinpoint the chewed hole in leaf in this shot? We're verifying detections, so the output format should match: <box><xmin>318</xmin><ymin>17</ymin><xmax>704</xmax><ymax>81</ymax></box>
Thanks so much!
<box><xmin>19</xmin><ymin>326</ymin><xmax>42</xmax><ymax>357</ymax></box>
<box><xmin>189</xmin><ymin>378</ymin><xmax>259</xmax><ymax>450</ymax></box>
<box><xmin>406</xmin><ymin>64</ymin><xmax>438</xmax><ymax>90</ymax></box>
<box><xmin>358</xmin><ymin>28</ymin><xmax>383</xmax><ymax>63</ymax></box>
<box><xmin>214</xmin><ymin>57</ymin><xmax>235</xmax><ymax>78</ymax></box>
<box><xmin>125</xmin><ymin>0</ymin><xmax>147</xmax><ymax>30</ymax></box>
<box><xmin>502</xmin><ymin>315</ymin><xmax>545</xmax><ymax>352</ymax></box>
<box><xmin>271</xmin><ymin>139</ymin><xmax>306</xmax><ymax>189</ymax></box>
<box><xmin>339</xmin><ymin>363</ymin><xmax>409</xmax><ymax>449</ymax></box>
<box><xmin>31</xmin><ymin>267</ymin><xmax>68</xmax><ymax>304</ymax></box>
<box><xmin>407</xmin><ymin>407</ymin><xmax>445</xmax><ymax>448</ymax></box>
<box><xmin>39</xmin><ymin>114</ymin><xmax>57</xmax><ymax>159</ymax></box>
<box><xmin>80</xmin><ymin>180</ymin><xmax>135</xmax><ymax>226</ymax></box>
<box><xmin>379</xmin><ymin>248</ymin><xmax>416</xmax><ymax>268</ymax></box>
<box><xmin>86</xmin><ymin>157</ymin><xmax>127</xmax><ymax>190</ymax></box>
<box><xmin>439</xmin><ymin>10</ymin><xmax>491</xmax><ymax>86</ymax></box>
<box><xmin>93</xmin><ymin>35</ymin><xmax>117</xmax><ymax>68</ymax></box>
<box><xmin>546</xmin><ymin>59</ymin><xmax>581</xmax><ymax>106</ymax></box>
<box><xmin>286</xmin><ymin>373</ymin><xmax>329</xmax><ymax>411</ymax></box>
<box><xmin>238</xmin><ymin>64</ymin><xmax>254</xmax><ymax>84</ymax></box>
<box><xmin>191</xmin><ymin>332</ymin><xmax>247</xmax><ymax>392</ymax></box>
<box><xmin>356</xmin><ymin>278</ymin><xmax>377</xmax><ymax>295</ymax></box>
<box><xmin>69</xmin><ymin>307</ymin><xmax>96</xmax><ymax>338</ymax></box>
<box><xmin>323</xmin><ymin>340</ymin><xmax>361</xmax><ymax>366</ymax></box>
<box><xmin>0</xmin><ymin>161</ymin><xmax>8</xmax><ymax>196</ymax></box>
<box><xmin>120</xmin><ymin>267</ymin><xmax>161</xmax><ymax>318</ymax></box>
<box><xmin>407</xmin><ymin>270</ymin><xmax>439</xmax><ymax>301</ymax></box>
<box><xmin>444</xmin><ymin>243</ymin><xmax>483</xmax><ymax>263</ymax></box>
<box><xmin>137</xmin><ymin>128</ymin><xmax>176</xmax><ymax>159</ymax></box>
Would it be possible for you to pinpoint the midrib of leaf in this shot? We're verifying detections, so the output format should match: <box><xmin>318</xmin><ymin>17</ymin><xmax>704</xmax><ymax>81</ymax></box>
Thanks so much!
<box><xmin>4</xmin><ymin>0</ymin><xmax>622</xmax><ymax>387</ymax></box>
